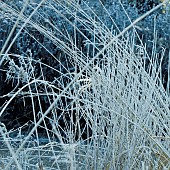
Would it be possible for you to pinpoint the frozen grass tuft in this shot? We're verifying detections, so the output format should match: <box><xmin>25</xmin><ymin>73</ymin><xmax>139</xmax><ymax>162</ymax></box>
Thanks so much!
<box><xmin>0</xmin><ymin>0</ymin><xmax>170</xmax><ymax>169</ymax></box>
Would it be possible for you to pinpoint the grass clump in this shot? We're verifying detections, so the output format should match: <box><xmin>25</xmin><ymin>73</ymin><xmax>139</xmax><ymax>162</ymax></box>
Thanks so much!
<box><xmin>0</xmin><ymin>0</ymin><xmax>169</xmax><ymax>169</ymax></box>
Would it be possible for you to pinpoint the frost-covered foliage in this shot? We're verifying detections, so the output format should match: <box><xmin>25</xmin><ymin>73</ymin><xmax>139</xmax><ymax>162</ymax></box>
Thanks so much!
<box><xmin>0</xmin><ymin>0</ymin><xmax>170</xmax><ymax>169</ymax></box>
